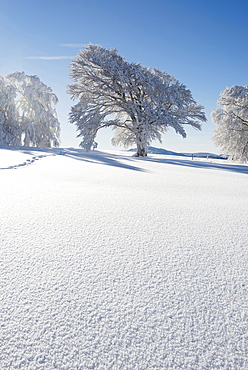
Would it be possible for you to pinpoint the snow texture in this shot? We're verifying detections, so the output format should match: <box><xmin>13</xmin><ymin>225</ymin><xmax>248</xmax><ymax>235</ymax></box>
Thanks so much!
<box><xmin>1</xmin><ymin>146</ymin><xmax>248</xmax><ymax>369</ymax></box>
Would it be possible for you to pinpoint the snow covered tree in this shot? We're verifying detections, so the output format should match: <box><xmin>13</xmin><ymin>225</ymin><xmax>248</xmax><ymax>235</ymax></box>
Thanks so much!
<box><xmin>1</xmin><ymin>72</ymin><xmax>60</xmax><ymax>147</ymax></box>
<box><xmin>212</xmin><ymin>85</ymin><xmax>248</xmax><ymax>162</ymax></box>
<box><xmin>0</xmin><ymin>77</ymin><xmax>21</xmax><ymax>146</ymax></box>
<box><xmin>68</xmin><ymin>44</ymin><xmax>206</xmax><ymax>156</ymax></box>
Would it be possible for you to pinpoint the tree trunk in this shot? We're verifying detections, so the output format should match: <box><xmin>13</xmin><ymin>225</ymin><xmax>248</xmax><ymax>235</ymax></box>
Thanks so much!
<box><xmin>132</xmin><ymin>123</ymin><xmax>148</xmax><ymax>157</ymax></box>
<box><xmin>134</xmin><ymin>139</ymin><xmax>148</xmax><ymax>157</ymax></box>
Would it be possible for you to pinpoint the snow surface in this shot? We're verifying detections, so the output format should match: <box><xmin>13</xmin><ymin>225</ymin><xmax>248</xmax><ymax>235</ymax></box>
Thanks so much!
<box><xmin>1</xmin><ymin>146</ymin><xmax>248</xmax><ymax>369</ymax></box>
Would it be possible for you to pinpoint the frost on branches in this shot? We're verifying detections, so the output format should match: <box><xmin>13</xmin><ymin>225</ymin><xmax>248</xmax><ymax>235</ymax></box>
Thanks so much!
<box><xmin>68</xmin><ymin>44</ymin><xmax>206</xmax><ymax>156</ymax></box>
<box><xmin>0</xmin><ymin>77</ymin><xmax>21</xmax><ymax>146</ymax></box>
<box><xmin>0</xmin><ymin>72</ymin><xmax>60</xmax><ymax>147</ymax></box>
<box><xmin>212</xmin><ymin>85</ymin><xmax>248</xmax><ymax>163</ymax></box>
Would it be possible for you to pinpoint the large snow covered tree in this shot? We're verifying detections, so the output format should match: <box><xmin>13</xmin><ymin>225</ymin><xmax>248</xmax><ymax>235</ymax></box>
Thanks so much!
<box><xmin>0</xmin><ymin>72</ymin><xmax>60</xmax><ymax>147</ymax></box>
<box><xmin>212</xmin><ymin>85</ymin><xmax>248</xmax><ymax>162</ymax></box>
<box><xmin>68</xmin><ymin>44</ymin><xmax>206</xmax><ymax>156</ymax></box>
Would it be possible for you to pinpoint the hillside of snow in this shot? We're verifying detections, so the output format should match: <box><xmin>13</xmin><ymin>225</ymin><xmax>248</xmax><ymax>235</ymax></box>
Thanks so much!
<box><xmin>129</xmin><ymin>146</ymin><xmax>227</xmax><ymax>159</ymax></box>
<box><xmin>1</xmin><ymin>146</ymin><xmax>248</xmax><ymax>369</ymax></box>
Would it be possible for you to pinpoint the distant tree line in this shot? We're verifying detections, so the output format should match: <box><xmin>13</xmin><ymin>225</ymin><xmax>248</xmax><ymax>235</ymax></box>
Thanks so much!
<box><xmin>0</xmin><ymin>45</ymin><xmax>247</xmax><ymax>162</ymax></box>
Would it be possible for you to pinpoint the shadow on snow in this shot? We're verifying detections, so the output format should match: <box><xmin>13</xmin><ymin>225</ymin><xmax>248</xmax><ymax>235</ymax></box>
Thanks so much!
<box><xmin>145</xmin><ymin>156</ymin><xmax>248</xmax><ymax>175</ymax></box>
<box><xmin>61</xmin><ymin>149</ymin><xmax>248</xmax><ymax>175</ymax></box>
<box><xmin>59</xmin><ymin>148</ymin><xmax>145</xmax><ymax>172</ymax></box>
<box><xmin>1</xmin><ymin>146</ymin><xmax>248</xmax><ymax>174</ymax></box>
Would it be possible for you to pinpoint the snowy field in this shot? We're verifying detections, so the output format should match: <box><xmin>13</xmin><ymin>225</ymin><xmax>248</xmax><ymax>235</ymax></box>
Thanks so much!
<box><xmin>1</xmin><ymin>146</ymin><xmax>248</xmax><ymax>369</ymax></box>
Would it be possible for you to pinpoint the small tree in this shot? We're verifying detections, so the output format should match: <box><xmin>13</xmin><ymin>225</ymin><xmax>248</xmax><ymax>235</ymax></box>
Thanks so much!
<box><xmin>68</xmin><ymin>44</ymin><xmax>206</xmax><ymax>156</ymax></box>
<box><xmin>0</xmin><ymin>72</ymin><xmax>61</xmax><ymax>147</ymax></box>
<box><xmin>212</xmin><ymin>85</ymin><xmax>248</xmax><ymax>162</ymax></box>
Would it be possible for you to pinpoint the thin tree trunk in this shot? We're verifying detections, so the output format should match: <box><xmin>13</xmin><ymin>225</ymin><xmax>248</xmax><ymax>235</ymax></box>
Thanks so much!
<box><xmin>132</xmin><ymin>122</ymin><xmax>148</xmax><ymax>157</ymax></box>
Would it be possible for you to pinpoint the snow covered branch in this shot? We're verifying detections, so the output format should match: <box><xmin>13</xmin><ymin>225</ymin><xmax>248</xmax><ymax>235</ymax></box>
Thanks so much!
<box><xmin>0</xmin><ymin>72</ymin><xmax>60</xmax><ymax>147</ymax></box>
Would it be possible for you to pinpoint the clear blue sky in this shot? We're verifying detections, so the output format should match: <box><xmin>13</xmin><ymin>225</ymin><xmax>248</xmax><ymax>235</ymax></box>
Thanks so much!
<box><xmin>1</xmin><ymin>0</ymin><xmax>247</xmax><ymax>153</ymax></box>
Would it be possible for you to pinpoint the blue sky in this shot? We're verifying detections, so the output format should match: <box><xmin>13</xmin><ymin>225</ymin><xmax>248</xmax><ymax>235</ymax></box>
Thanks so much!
<box><xmin>0</xmin><ymin>0</ymin><xmax>247</xmax><ymax>153</ymax></box>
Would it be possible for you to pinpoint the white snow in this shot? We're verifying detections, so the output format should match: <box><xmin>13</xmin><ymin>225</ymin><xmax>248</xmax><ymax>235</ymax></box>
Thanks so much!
<box><xmin>1</xmin><ymin>146</ymin><xmax>248</xmax><ymax>369</ymax></box>
<box><xmin>0</xmin><ymin>146</ymin><xmax>59</xmax><ymax>169</ymax></box>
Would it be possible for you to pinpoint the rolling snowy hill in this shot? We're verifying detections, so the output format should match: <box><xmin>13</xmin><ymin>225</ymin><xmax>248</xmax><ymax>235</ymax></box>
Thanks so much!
<box><xmin>1</xmin><ymin>146</ymin><xmax>247</xmax><ymax>369</ymax></box>
<box><xmin>129</xmin><ymin>146</ymin><xmax>227</xmax><ymax>159</ymax></box>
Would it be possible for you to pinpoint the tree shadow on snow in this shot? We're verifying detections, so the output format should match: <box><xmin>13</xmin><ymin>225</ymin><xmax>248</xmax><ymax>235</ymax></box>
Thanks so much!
<box><xmin>60</xmin><ymin>149</ymin><xmax>145</xmax><ymax>172</ymax></box>
<box><xmin>146</xmin><ymin>156</ymin><xmax>248</xmax><ymax>175</ymax></box>
<box><xmin>1</xmin><ymin>146</ymin><xmax>247</xmax><ymax>174</ymax></box>
<box><xmin>62</xmin><ymin>149</ymin><xmax>248</xmax><ymax>175</ymax></box>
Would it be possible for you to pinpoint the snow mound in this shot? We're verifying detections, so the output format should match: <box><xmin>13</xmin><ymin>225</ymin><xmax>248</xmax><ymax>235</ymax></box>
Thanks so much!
<box><xmin>1</xmin><ymin>147</ymin><xmax>247</xmax><ymax>369</ymax></box>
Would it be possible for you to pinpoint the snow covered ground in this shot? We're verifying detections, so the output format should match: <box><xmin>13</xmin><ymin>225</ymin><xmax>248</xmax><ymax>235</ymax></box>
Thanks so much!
<box><xmin>1</xmin><ymin>146</ymin><xmax>248</xmax><ymax>369</ymax></box>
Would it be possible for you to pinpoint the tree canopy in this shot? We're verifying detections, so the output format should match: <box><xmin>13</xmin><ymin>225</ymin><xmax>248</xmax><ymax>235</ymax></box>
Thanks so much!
<box><xmin>0</xmin><ymin>72</ymin><xmax>60</xmax><ymax>147</ymax></box>
<box><xmin>212</xmin><ymin>85</ymin><xmax>248</xmax><ymax>162</ymax></box>
<box><xmin>68</xmin><ymin>44</ymin><xmax>206</xmax><ymax>156</ymax></box>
